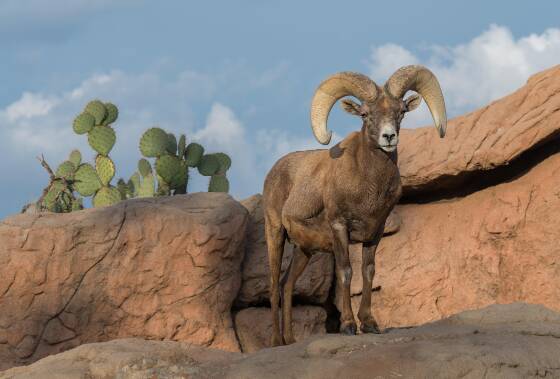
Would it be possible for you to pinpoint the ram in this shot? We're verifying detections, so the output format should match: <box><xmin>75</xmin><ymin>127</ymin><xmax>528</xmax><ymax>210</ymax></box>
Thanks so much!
<box><xmin>263</xmin><ymin>65</ymin><xmax>447</xmax><ymax>346</ymax></box>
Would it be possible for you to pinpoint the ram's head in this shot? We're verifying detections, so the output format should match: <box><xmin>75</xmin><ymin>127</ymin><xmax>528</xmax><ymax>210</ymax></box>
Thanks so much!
<box><xmin>310</xmin><ymin>65</ymin><xmax>447</xmax><ymax>153</ymax></box>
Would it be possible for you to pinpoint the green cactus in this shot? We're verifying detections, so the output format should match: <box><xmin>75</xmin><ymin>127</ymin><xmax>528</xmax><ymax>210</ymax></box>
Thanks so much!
<box><xmin>129</xmin><ymin>172</ymin><xmax>141</xmax><ymax>196</ymax></box>
<box><xmin>85</xmin><ymin>100</ymin><xmax>107</xmax><ymax>125</ymax></box>
<box><xmin>71</xmin><ymin>197</ymin><xmax>84</xmax><ymax>211</ymax></box>
<box><xmin>138</xmin><ymin>173</ymin><xmax>155</xmax><ymax>197</ymax></box>
<box><xmin>74</xmin><ymin>163</ymin><xmax>102</xmax><ymax>197</ymax></box>
<box><xmin>73</xmin><ymin>113</ymin><xmax>95</xmax><ymax>135</ymax></box>
<box><xmin>116</xmin><ymin>178</ymin><xmax>129</xmax><ymax>200</ymax></box>
<box><xmin>55</xmin><ymin>161</ymin><xmax>76</xmax><ymax>180</ymax></box>
<box><xmin>103</xmin><ymin>102</ymin><xmax>119</xmax><ymax>125</ymax></box>
<box><xmin>88</xmin><ymin>125</ymin><xmax>116</xmax><ymax>156</ymax></box>
<box><xmin>166</xmin><ymin>133</ymin><xmax>177</xmax><ymax>155</ymax></box>
<box><xmin>184</xmin><ymin>143</ymin><xmax>204</xmax><ymax>167</ymax></box>
<box><xmin>139</xmin><ymin>127</ymin><xmax>169</xmax><ymax>158</ymax></box>
<box><xmin>92</xmin><ymin>186</ymin><xmax>121</xmax><ymax>208</ymax></box>
<box><xmin>197</xmin><ymin>154</ymin><xmax>219</xmax><ymax>176</ymax></box>
<box><xmin>213</xmin><ymin>153</ymin><xmax>232</xmax><ymax>174</ymax></box>
<box><xmin>95</xmin><ymin>155</ymin><xmax>115</xmax><ymax>186</ymax></box>
<box><xmin>155</xmin><ymin>154</ymin><xmax>182</xmax><ymax>185</ymax></box>
<box><xmin>138</xmin><ymin>158</ymin><xmax>152</xmax><ymax>177</ymax></box>
<box><xmin>68</xmin><ymin>149</ymin><xmax>82</xmax><ymax>167</ymax></box>
<box><xmin>208</xmin><ymin>174</ymin><xmax>229</xmax><ymax>193</ymax></box>
<box><xmin>177</xmin><ymin>134</ymin><xmax>186</xmax><ymax>158</ymax></box>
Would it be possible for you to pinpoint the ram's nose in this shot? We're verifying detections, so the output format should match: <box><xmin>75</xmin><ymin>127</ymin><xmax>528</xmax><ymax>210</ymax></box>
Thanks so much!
<box><xmin>382</xmin><ymin>132</ymin><xmax>396</xmax><ymax>143</ymax></box>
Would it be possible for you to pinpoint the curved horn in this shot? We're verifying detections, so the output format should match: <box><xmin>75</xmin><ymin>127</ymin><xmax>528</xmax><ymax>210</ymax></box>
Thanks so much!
<box><xmin>310</xmin><ymin>72</ymin><xmax>379</xmax><ymax>144</ymax></box>
<box><xmin>385</xmin><ymin>65</ymin><xmax>447</xmax><ymax>138</ymax></box>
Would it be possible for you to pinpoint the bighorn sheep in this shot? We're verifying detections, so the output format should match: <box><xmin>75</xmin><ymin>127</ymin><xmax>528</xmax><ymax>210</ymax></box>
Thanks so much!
<box><xmin>263</xmin><ymin>65</ymin><xmax>447</xmax><ymax>346</ymax></box>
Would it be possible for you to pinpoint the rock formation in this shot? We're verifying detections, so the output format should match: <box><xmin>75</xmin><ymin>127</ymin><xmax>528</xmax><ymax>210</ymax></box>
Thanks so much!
<box><xmin>0</xmin><ymin>194</ymin><xmax>248</xmax><ymax>370</ymax></box>
<box><xmin>3</xmin><ymin>303</ymin><xmax>559</xmax><ymax>378</ymax></box>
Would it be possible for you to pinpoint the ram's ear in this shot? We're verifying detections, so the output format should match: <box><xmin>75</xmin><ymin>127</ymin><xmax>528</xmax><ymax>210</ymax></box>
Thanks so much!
<box><xmin>341</xmin><ymin>98</ymin><xmax>363</xmax><ymax>116</ymax></box>
<box><xmin>404</xmin><ymin>93</ymin><xmax>422</xmax><ymax>112</ymax></box>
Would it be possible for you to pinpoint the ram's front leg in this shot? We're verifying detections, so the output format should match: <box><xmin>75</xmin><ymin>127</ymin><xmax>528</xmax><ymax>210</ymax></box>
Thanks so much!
<box><xmin>357</xmin><ymin>229</ymin><xmax>382</xmax><ymax>333</ymax></box>
<box><xmin>331</xmin><ymin>222</ymin><xmax>357</xmax><ymax>335</ymax></box>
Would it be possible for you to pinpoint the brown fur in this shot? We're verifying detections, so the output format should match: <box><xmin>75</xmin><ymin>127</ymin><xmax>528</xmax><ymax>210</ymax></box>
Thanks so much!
<box><xmin>263</xmin><ymin>91</ymin><xmax>420</xmax><ymax>345</ymax></box>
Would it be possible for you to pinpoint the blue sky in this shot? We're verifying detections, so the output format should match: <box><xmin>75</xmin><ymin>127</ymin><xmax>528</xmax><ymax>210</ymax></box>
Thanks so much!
<box><xmin>1</xmin><ymin>1</ymin><xmax>559</xmax><ymax>218</ymax></box>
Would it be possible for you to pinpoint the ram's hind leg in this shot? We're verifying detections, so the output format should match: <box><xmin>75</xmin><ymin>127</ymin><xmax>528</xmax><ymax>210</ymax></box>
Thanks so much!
<box><xmin>281</xmin><ymin>246</ymin><xmax>310</xmax><ymax>344</ymax></box>
<box><xmin>265</xmin><ymin>213</ymin><xmax>286</xmax><ymax>347</ymax></box>
<box><xmin>358</xmin><ymin>230</ymin><xmax>382</xmax><ymax>333</ymax></box>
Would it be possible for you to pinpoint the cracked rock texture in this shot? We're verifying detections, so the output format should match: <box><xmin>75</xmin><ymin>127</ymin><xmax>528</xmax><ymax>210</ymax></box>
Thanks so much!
<box><xmin>398</xmin><ymin>64</ymin><xmax>560</xmax><ymax>196</ymax></box>
<box><xmin>0</xmin><ymin>193</ymin><xmax>248</xmax><ymax>370</ymax></box>
<box><xmin>334</xmin><ymin>64</ymin><xmax>560</xmax><ymax>329</ymax></box>
<box><xmin>3</xmin><ymin>303</ymin><xmax>559</xmax><ymax>379</ymax></box>
<box><xmin>234</xmin><ymin>306</ymin><xmax>326</xmax><ymax>352</ymax></box>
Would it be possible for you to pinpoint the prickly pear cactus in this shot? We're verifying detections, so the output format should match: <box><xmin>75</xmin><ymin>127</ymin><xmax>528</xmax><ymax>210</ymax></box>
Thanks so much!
<box><xmin>95</xmin><ymin>155</ymin><xmax>116</xmax><ymax>186</ymax></box>
<box><xmin>92</xmin><ymin>186</ymin><xmax>121</xmax><ymax>208</ymax></box>
<box><xmin>197</xmin><ymin>154</ymin><xmax>219</xmax><ymax>176</ymax></box>
<box><xmin>139</xmin><ymin>127</ymin><xmax>169</xmax><ymax>158</ymax></box>
<box><xmin>184</xmin><ymin>143</ymin><xmax>204</xmax><ymax>167</ymax></box>
<box><xmin>208</xmin><ymin>174</ymin><xmax>229</xmax><ymax>193</ymax></box>
<box><xmin>74</xmin><ymin>163</ymin><xmax>102</xmax><ymax>197</ymax></box>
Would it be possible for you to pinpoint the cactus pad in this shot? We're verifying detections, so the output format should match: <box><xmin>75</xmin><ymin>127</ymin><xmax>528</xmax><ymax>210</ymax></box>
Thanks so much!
<box><xmin>129</xmin><ymin>172</ymin><xmax>141</xmax><ymax>196</ymax></box>
<box><xmin>55</xmin><ymin>161</ymin><xmax>76</xmax><ymax>180</ymax></box>
<box><xmin>138</xmin><ymin>173</ymin><xmax>155</xmax><ymax>197</ymax></box>
<box><xmin>43</xmin><ymin>180</ymin><xmax>65</xmax><ymax>211</ymax></box>
<box><xmin>139</xmin><ymin>127</ymin><xmax>169</xmax><ymax>158</ymax></box>
<box><xmin>209</xmin><ymin>175</ymin><xmax>229</xmax><ymax>192</ymax></box>
<box><xmin>68</xmin><ymin>149</ymin><xmax>82</xmax><ymax>167</ymax></box>
<box><xmin>103</xmin><ymin>102</ymin><xmax>119</xmax><ymax>125</ymax></box>
<box><xmin>92</xmin><ymin>186</ymin><xmax>121</xmax><ymax>208</ymax></box>
<box><xmin>74</xmin><ymin>163</ymin><xmax>102</xmax><ymax>196</ymax></box>
<box><xmin>138</xmin><ymin>158</ymin><xmax>152</xmax><ymax>177</ymax></box>
<box><xmin>178</xmin><ymin>134</ymin><xmax>186</xmax><ymax>158</ymax></box>
<box><xmin>73</xmin><ymin>112</ymin><xmax>95</xmax><ymax>134</ymax></box>
<box><xmin>166</xmin><ymin>133</ymin><xmax>177</xmax><ymax>155</ymax></box>
<box><xmin>85</xmin><ymin>100</ymin><xmax>107</xmax><ymax>125</ymax></box>
<box><xmin>88</xmin><ymin>125</ymin><xmax>116</xmax><ymax>156</ymax></box>
<box><xmin>155</xmin><ymin>154</ymin><xmax>182</xmax><ymax>185</ymax></box>
<box><xmin>95</xmin><ymin>155</ymin><xmax>116</xmax><ymax>186</ymax></box>
<box><xmin>72</xmin><ymin>197</ymin><xmax>84</xmax><ymax>211</ymax></box>
<box><xmin>213</xmin><ymin>153</ymin><xmax>232</xmax><ymax>174</ymax></box>
<box><xmin>197</xmin><ymin>154</ymin><xmax>219</xmax><ymax>176</ymax></box>
<box><xmin>185</xmin><ymin>143</ymin><xmax>204</xmax><ymax>167</ymax></box>
<box><xmin>116</xmin><ymin>178</ymin><xmax>128</xmax><ymax>200</ymax></box>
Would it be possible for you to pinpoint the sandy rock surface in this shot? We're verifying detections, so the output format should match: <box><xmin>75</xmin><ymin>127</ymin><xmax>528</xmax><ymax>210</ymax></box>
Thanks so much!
<box><xmin>2</xmin><ymin>303</ymin><xmax>559</xmax><ymax>379</ymax></box>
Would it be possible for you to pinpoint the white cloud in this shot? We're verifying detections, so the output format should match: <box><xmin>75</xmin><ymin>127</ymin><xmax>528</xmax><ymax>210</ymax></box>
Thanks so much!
<box><xmin>3</xmin><ymin>92</ymin><xmax>59</xmax><ymax>122</ymax></box>
<box><xmin>367</xmin><ymin>25</ymin><xmax>560</xmax><ymax>128</ymax></box>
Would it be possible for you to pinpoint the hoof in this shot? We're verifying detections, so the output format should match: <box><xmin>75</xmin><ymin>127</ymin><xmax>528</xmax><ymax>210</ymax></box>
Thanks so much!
<box><xmin>360</xmin><ymin>322</ymin><xmax>381</xmax><ymax>334</ymax></box>
<box><xmin>270</xmin><ymin>335</ymin><xmax>284</xmax><ymax>347</ymax></box>
<box><xmin>340</xmin><ymin>322</ymin><xmax>357</xmax><ymax>335</ymax></box>
<box><xmin>283</xmin><ymin>335</ymin><xmax>296</xmax><ymax>345</ymax></box>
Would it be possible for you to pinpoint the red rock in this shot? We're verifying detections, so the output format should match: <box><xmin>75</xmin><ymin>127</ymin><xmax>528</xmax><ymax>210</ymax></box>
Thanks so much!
<box><xmin>0</xmin><ymin>193</ymin><xmax>248</xmax><ymax>370</ymax></box>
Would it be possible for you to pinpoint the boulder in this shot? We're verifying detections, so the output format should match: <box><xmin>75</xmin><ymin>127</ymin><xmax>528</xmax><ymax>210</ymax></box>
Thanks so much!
<box><xmin>236</xmin><ymin>194</ymin><xmax>334</xmax><ymax>306</ymax></box>
<box><xmin>0</xmin><ymin>193</ymin><xmax>248</xmax><ymax>370</ymax></box>
<box><xmin>3</xmin><ymin>303</ymin><xmax>559</xmax><ymax>378</ymax></box>
<box><xmin>234</xmin><ymin>306</ymin><xmax>326</xmax><ymax>352</ymax></box>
